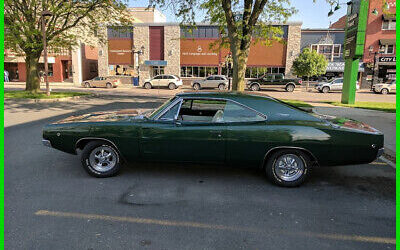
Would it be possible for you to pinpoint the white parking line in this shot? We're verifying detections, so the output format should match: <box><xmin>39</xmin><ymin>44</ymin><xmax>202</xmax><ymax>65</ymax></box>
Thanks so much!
<box><xmin>35</xmin><ymin>210</ymin><xmax>395</xmax><ymax>245</ymax></box>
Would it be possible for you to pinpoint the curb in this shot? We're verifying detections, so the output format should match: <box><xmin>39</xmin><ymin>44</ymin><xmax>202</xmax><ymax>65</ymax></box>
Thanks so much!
<box><xmin>379</xmin><ymin>156</ymin><xmax>396</xmax><ymax>169</ymax></box>
<box><xmin>5</xmin><ymin>94</ymin><xmax>96</xmax><ymax>103</ymax></box>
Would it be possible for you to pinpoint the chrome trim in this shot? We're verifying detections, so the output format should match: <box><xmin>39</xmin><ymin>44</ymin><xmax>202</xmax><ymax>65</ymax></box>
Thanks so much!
<box><xmin>75</xmin><ymin>137</ymin><xmax>122</xmax><ymax>157</ymax></box>
<box><xmin>154</xmin><ymin>96</ymin><xmax>267</xmax><ymax>122</ymax></box>
<box><xmin>261</xmin><ymin>146</ymin><xmax>319</xmax><ymax>168</ymax></box>
<box><xmin>376</xmin><ymin>148</ymin><xmax>384</xmax><ymax>158</ymax></box>
<box><xmin>154</xmin><ymin>97</ymin><xmax>183</xmax><ymax>121</ymax></box>
<box><xmin>42</xmin><ymin>139</ymin><xmax>52</xmax><ymax>148</ymax></box>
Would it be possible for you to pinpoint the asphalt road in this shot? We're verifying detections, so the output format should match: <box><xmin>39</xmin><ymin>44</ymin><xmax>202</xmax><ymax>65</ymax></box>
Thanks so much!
<box><xmin>5</xmin><ymin>95</ymin><xmax>395</xmax><ymax>250</ymax></box>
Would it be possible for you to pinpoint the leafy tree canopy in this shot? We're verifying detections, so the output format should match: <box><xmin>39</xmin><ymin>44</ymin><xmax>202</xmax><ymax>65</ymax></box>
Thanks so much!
<box><xmin>292</xmin><ymin>48</ymin><xmax>328</xmax><ymax>78</ymax></box>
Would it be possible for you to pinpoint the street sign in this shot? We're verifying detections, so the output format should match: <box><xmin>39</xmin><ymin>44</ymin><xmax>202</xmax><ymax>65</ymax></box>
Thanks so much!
<box><xmin>378</xmin><ymin>56</ymin><xmax>396</xmax><ymax>63</ymax></box>
<box><xmin>341</xmin><ymin>0</ymin><xmax>369</xmax><ymax>104</ymax></box>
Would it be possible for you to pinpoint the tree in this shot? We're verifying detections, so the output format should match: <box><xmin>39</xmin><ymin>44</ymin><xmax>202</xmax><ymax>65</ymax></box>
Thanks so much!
<box><xmin>292</xmin><ymin>48</ymin><xmax>328</xmax><ymax>90</ymax></box>
<box><xmin>150</xmin><ymin>0</ymin><xmax>336</xmax><ymax>91</ymax></box>
<box><xmin>5</xmin><ymin>0</ymin><xmax>131</xmax><ymax>92</ymax></box>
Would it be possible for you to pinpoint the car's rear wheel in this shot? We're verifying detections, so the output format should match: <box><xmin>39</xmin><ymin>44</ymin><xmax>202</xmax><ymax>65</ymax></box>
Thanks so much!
<box><xmin>81</xmin><ymin>141</ymin><xmax>122</xmax><ymax>178</ymax></box>
<box><xmin>218</xmin><ymin>83</ymin><xmax>226</xmax><ymax>91</ymax></box>
<box><xmin>106</xmin><ymin>82</ymin><xmax>112</xmax><ymax>88</ymax></box>
<box><xmin>250</xmin><ymin>83</ymin><xmax>260</xmax><ymax>91</ymax></box>
<box><xmin>285</xmin><ymin>84</ymin><xmax>295</xmax><ymax>92</ymax></box>
<box><xmin>168</xmin><ymin>82</ymin><xmax>176</xmax><ymax>90</ymax></box>
<box><xmin>144</xmin><ymin>82</ymin><xmax>152</xmax><ymax>89</ymax></box>
<box><xmin>322</xmin><ymin>86</ymin><xmax>330</xmax><ymax>93</ymax></box>
<box><xmin>84</xmin><ymin>82</ymin><xmax>91</xmax><ymax>88</ymax></box>
<box><xmin>193</xmin><ymin>83</ymin><xmax>201</xmax><ymax>90</ymax></box>
<box><xmin>265</xmin><ymin>149</ymin><xmax>310</xmax><ymax>187</ymax></box>
<box><xmin>381</xmin><ymin>88</ymin><xmax>389</xmax><ymax>95</ymax></box>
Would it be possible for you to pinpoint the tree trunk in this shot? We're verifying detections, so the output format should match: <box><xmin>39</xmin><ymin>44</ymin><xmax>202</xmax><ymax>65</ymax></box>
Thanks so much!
<box><xmin>232</xmin><ymin>51</ymin><xmax>249</xmax><ymax>91</ymax></box>
<box><xmin>25</xmin><ymin>53</ymin><xmax>41</xmax><ymax>92</ymax></box>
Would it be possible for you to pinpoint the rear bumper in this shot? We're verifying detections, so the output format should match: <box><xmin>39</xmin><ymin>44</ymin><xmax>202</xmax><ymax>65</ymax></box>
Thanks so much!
<box><xmin>42</xmin><ymin>139</ymin><xmax>52</xmax><ymax>148</ymax></box>
<box><xmin>376</xmin><ymin>148</ymin><xmax>384</xmax><ymax>159</ymax></box>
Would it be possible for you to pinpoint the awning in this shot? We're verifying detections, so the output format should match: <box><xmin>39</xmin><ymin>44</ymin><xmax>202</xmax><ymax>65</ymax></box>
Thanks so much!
<box><xmin>144</xmin><ymin>60</ymin><xmax>167</xmax><ymax>66</ymax></box>
<box><xmin>382</xmin><ymin>14</ymin><xmax>396</xmax><ymax>20</ymax></box>
<box><xmin>326</xmin><ymin>62</ymin><xmax>364</xmax><ymax>72</ymax></box>
<box><xmin>379</xmin><ymin>39</ymin><xmax>396</xmax><ymax>45</ymax></box>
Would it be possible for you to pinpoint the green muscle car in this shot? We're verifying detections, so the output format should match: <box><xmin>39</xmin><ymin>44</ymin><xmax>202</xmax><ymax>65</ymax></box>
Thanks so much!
<box><xmin>42</xmin><ymin>92</ymin><xmax>384</xmax><ymax>187</ymax></box>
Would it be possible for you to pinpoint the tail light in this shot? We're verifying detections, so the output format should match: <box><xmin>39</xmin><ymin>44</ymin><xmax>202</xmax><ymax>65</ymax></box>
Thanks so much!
<box><xmin>299</xmin><ymin>80</ymin><xmax>302</xmax><ymax>84</ymax></box>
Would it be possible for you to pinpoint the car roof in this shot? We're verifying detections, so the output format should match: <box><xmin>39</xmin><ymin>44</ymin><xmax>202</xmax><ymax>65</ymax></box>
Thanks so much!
<box><xmin>207</xmin><ymin>75</ymin><xmax>227</xmax><ymax>77</ymax></box>
<box><xmin>175</xmin><ymin>91</ymin><xmax>320</xmax><ymax>122</ymax></box>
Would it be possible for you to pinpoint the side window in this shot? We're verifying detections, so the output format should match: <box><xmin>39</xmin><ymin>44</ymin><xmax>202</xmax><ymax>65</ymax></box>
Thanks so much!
<box><xmin>159</xmin><ymin>102</ymin><xmax>181</xmax><ymax>120</ymax></box>
<box><xmin>154</xmin><ymin>75</ymin><xmax>162</xmax><ymax>80</ymax></box>
<box><xmin>207</xmin><ymin>76</ymin><xmax>214</xmax><ymax>80</ymax></box>
<box><xmin>178</xmin><ymin>99</ymin><xmax>227</xmax><ymax>123</ymax></box>
<box><xmin>275</xmin><ymin>74</ymin><xmax>283</xmax><ymax>80</ymax></box>
<box><xmin>168</xmin><ymin>75</ymin><xmax>175</xmax><ymax>79</ymax></box>
<box><xmin>94</xmin><ymin>77</ymin><xmax>100</xmax><ymax>81</ymax></box>
<box><xmin>223</xmin><ymin>101</ymin><xmax>265</xmax><ymax>123</ymax></box>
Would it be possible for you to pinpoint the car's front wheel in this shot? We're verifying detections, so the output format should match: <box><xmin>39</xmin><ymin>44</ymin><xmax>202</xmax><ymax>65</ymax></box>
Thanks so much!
<box><xmin>381</xmin><ymin>88</ymin><xmax>389</xmax><ymax>95</ymax></box>
<box><xmin>106</xmin><ymin>82</ymin><xmax>112</xmax><ymax>88</ymax></box>
<box><xmin>193</xmin><ymin>83</ymin><xmax>201</xmax><ymax>90</ymax></box>
<box><xmin>218</xmin><ymin>83</ymin><xmax>226</xmax><ymax>91</ymax></box>
<box><xmin>144</xmin><ymin>82</ymin><xmax>152</xmax><ymax>89</ymax></box>
<box><xmin>265</xmin><ymin>149</ymin><xmax>310</xmax><ymax>187</ymax></box>
<box><xmin>168</xmin><ymin>82</ymin><xmax>177</xmax><ymax>90</ymax></box>
<box><xmin>84</xmin><ymin>82</ymin><xmax>91</xmax><ymax>88</ymax></box>
<box><xmin>81</xmin><ymin>141</ymin><xmax>122</xmax><ymax>178</ymax></box>
<box><xmin>285</xmin><ymin>84</ymin><xmax>295</xmax><ymax>92</ymax></box>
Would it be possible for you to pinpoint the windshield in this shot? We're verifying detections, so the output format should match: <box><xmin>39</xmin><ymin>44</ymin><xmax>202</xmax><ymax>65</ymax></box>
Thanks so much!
<box><xmin>146</xmin><ymin>97</ymin><xmax>177</xmax><ymax>119</ymax></box>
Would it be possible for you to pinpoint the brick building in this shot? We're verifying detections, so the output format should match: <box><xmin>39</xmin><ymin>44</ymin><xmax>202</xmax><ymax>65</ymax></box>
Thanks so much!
<box><xmin>363</xmin><ymin>0</ymin><xmax>396</xmax><ymax>86</ymax></box>
<box><xmin>98</xmin><ymin>22</ymin><xmax>302</xmax><ymax>85</ymax></box>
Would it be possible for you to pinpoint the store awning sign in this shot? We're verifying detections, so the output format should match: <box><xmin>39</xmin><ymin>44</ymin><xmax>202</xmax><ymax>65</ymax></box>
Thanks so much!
<box><xmin>326</xmin><ymin>62</ymin><xmax>364</xmax><ymax>72</ymax></box>
<box><xmin>378</xmin><ymin>57</ymin><xmax>396</xmax><ymax>63</ymax></box>
<box><xmin>144</xmin><ymin>60</ymin><xmax>168</xmax><ymax>66</ymax></box>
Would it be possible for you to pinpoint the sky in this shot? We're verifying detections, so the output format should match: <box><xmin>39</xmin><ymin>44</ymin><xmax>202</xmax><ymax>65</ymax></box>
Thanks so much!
<box><xmin>128</xmin><ymin>0</ymin><xmax>347</xmax><ymax>29</ymax></box>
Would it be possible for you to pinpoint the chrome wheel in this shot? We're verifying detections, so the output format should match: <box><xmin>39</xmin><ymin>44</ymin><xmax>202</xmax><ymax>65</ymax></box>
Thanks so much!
<box><xmin>89</xmin><ymin>146</ymin><xmax>118</xmax><ymax>173</ymax></box>
<box><xmin>218</xmin><ymin>84</ymin><xmax>226</xmax><ymax>90</ymax></box>
<box><xmin>273</xmin><ymin>154</ymin><xmax>305</xmax><ymax>182</ymax></box>
<box><xmin>193</xmin><ymin>83</ymin><xmax>200</xmax><ymax>90</ymax></box>
<box><xmin>251</xmin><ymin>84</ymin><xmax>260</xmax><ymax>91</ymax></box>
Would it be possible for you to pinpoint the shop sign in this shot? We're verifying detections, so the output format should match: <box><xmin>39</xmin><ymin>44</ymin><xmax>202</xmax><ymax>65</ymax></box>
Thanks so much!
<box><xmin>378</xmin><ymin>57</ymin><xmax>396</xmax><ymax>63</ymax></box>
<box><xmin>181</xmin><ymin>45</ymin><xmax>217</xmax><ymax>57</ymax></box>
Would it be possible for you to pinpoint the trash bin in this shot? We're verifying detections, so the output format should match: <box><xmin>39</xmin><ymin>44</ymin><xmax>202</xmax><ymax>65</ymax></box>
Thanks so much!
<box><xmin>132</xmin><ymin>77</ymin><xmax>139</xmax><ymax>86</ymax></box>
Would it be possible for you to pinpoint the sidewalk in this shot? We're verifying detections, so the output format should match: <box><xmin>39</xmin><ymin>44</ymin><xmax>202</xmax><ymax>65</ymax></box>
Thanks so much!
<box><xmin>312</xmin><ymin>105</ymin><xmax>396</xmax><ymax>159</ymax></box>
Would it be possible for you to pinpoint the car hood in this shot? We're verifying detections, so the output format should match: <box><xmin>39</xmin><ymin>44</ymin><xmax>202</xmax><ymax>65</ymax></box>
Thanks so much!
<box><xmin>54</xmin><ymin>109</ymin><xmax>146</xmax><ymax>124</ymax></box>
<box><xmin>315</xmin><ymin>114</ymin><xmax>381</xmax><ymax>134</ymax></box>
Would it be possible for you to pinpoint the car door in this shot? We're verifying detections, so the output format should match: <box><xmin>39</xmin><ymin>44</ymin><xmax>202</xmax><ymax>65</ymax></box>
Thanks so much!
<box><xmin>152</xmin><ymin>75</ymin><xmax>162</xmax><ymax>86</ymax></box>
<box><xmin>203</xmin><ymin>76</ymin><xmax>214</xmax><ymax>88</ymax></box>
<box><xmin>160</xmin><ymin>75</ymin><xmax>170</xmax><ymax>87</ymax></box>
<box><xmin>139</xmin><ymin>98</ymin><xmax>227</xmax><ymax>163</ymax></box>
<box><xmin>92</xmin><ymin>77</ymin><xmax>101</xmax><ymax>87</ymax></box>
<box><xmin>331</xmin><ymin>79</ymin><xmax>343</xmax><ymax>91</ymax></box>
<box><xmin>224</xmin><ymin>101</ymin><xmax>268</xmax><ymax>166</ymax></box>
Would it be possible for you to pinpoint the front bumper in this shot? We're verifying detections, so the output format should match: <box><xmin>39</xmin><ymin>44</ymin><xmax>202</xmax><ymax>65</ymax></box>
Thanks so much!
<box><xmin>42</xmin><ymin>139</ymin><xmax>52</xmax><ymax>148</ymax></box>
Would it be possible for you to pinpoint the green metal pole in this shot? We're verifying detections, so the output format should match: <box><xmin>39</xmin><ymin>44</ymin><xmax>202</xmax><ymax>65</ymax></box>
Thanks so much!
<box><xmin>341</xmin><ymin>58</ymin><xmax>359</xmax><ymax>104</ymax></box>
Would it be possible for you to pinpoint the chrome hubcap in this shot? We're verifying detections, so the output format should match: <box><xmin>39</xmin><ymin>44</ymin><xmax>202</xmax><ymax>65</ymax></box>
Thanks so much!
<box><xmin>89</xmin><ymin>146</ymin><xmax>117</xmax><ymax>172</ymax></box>
<box><xmin>274</xmin><ymin>154</ymin><xmax>304</xmax><ymax>182</ymax></box>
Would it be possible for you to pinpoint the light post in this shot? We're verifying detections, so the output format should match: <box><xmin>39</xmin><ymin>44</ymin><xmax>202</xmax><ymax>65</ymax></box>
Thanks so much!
<box><xmin>133</xmin><ymin>45</ymin><xmax>145</xmax><ymax>84</ymax></box>
<box><xmin>224</xmin><ymin>53</ymin><xmax>232</xmax><ymax>90</ymax></box>
<box><xmin>368</xmin><ymin>46</ymin><xmax>381</xmax><ymax>90</ymax></box>
<box><xmin>41</xmin><ymin>10</ymin><xmax>53</xmax><ymax>96</ymax></box>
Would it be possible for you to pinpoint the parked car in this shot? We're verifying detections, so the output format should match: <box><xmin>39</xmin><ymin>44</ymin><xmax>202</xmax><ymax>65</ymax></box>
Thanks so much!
<box><xmin>143</xmin><ymin>75</ymin><xmax>183</xmax><ymax>90</ymax></box>
<box><xmin>192</xmin><ymin>75</ymin><xmax>228</xmax><ymax>90</ymax></box>
<box><xmin>246</xmin><ymin>73</ymin><xmax>302</xmax><ymax>92</ymax></box>
<box><xmin>42</xmin><ymin>92</ymin><xmax>383</xmax><ymax>187</ymax></box>
<box><xmin>315</xmin><ymin>78</ymin><xmax>360</xmax><ymax>93</ymax></box>
<box><xmin>372</xmin><ymin>80</ymin><xmax>396</xmax><ymax>94</ymax></box>
<box><xmin>82</xmin><ymin>77</ymin><xmax>120</xmax><ymax>88</ymax></box>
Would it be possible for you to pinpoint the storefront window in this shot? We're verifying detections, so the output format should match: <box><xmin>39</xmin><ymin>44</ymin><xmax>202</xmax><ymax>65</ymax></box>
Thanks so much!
<box><xmin>333</xmin><ymin>45</ymin><xmax>341</xmax><ymax>57</ymax></box>
<box><xmin>152</xmin><ymin>66</ymin><xmax>164</xmax><ymax>77</ymax></box>
<box><xmin>382</xmin><ymin>20</ymin><xmax>396</xmax><ymax>30</ymax></box>
<box><xmin>38</xmin><ymin>63</ymin><xmax>54</xmax><ymax>77</ymax></box>
<box><xmin>199</xmin><ymin>67</ymin><xmax>205</xmax><ymax>77</ymax></box>
<box><xmin>181</xmin><ymin>67</ymin><xmax>186</xmax><ymax>77</ymax></box>
<box><xmin>107</xmin><ymin>26</ymin><xmax>133</xmax><ymax>39</ymax></box>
